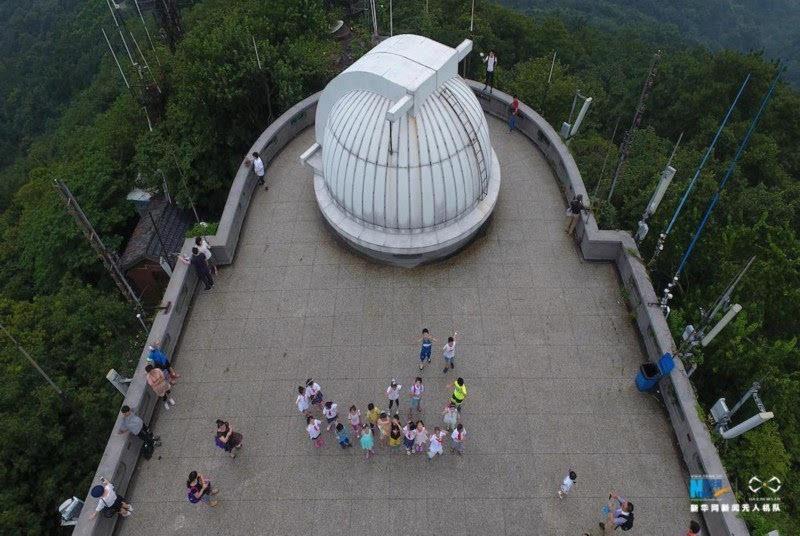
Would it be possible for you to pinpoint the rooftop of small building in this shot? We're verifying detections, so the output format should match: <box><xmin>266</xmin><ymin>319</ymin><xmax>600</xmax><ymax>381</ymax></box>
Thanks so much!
<box><xmin>115</xmin><ymin>116</ymin><xmax>693</xmax><ymax>536</ymax></box>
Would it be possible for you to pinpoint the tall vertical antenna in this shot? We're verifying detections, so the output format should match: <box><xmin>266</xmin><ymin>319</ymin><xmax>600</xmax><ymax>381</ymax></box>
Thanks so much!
<box><xmin>134</xmin><ymin>0</ymin><xmax>161</xmax><ymax>66</ymax></box>
<box><xmin>52</xmin><ymin>180</ymin><xmax>144</xmax><ymax>313</ymax></box>
<box><xmin>607</xmin><ymin>51</ymin><xmax>661</xmax><ymax>202</ymax></box>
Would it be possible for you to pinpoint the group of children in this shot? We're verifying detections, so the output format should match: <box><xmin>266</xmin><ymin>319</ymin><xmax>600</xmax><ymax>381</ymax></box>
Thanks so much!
<box><xmin>298</xmin><ymin>377</ymin><xmax>467</xmax><ymax>460</ymax></box>
<box><xmin>296</xmin><ymin>329</ymin><xmax>467</xmax><ymax>460</ymax></box>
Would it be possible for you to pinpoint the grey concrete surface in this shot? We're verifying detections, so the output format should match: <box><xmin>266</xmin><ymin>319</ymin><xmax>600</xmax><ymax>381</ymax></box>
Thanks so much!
<box><xmin>116</xmin><ymin>118</ymin><xmax>692</xmax><ymax>536</ymax></box>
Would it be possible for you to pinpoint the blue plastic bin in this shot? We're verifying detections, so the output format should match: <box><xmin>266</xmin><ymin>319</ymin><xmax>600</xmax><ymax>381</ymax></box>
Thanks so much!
<box><xmin>635</xmin><ymin>353</ymin><xmax>675</xmax><ymax>391</ymax></box>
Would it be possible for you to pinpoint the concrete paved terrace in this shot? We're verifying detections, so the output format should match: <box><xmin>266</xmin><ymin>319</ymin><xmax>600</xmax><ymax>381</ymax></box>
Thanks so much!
<box><xmin>118</xmin><ymin>117</ymin><xmax>691</xmax><ymax>536</ymax></box>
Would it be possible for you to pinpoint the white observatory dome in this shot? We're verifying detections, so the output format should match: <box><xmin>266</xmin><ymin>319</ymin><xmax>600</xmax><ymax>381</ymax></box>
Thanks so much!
<box><xmin>300</xmin><ymin>34</ymin><xmax>500</xmax><ymax>266</ymax></box>
<box><xmin>322</xmin><ymin>77</ymin><xmax>491</xmax><ymax>230</ymax></box>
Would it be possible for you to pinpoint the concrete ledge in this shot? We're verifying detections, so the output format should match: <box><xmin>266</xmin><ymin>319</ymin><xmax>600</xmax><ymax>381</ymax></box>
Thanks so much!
<box><xmin>74</xmin><ymin>93</ymin><xmax>325</xmax><ymax>536</ymax></box>
<box><xmin>466</xmin><ymin>81</ymin><xmax>748</xmax><ymax>536</ymax></box>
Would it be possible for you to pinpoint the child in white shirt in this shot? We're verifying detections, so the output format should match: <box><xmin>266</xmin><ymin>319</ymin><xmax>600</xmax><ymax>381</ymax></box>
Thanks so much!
<box><xmin>323</xmin><ymin>401</ymin><xmax>339</xmax><ymax>431</ymax></box>
<box><xmin>348</xmin><ymin>405</ymin><xmax>362</xmax><ymax>438</ymax></box>
<box><xmin>386</xmin><ymin>379</ymin><xmax>402</xmax><ymax>414</ymax></box>
<box><xmin>558</xmin><ymin>469</ymin><xmax>577</xmax><ymax>499</ymax></box>
<box><xmin>295</xmin><ymin>386</ymin><xmax>310</xmax><ymax>417</ymax></box>
<box><xmin>428</xmin><ymin>426</ymin><xmax>447</xmax><ymax>460</ymax></box>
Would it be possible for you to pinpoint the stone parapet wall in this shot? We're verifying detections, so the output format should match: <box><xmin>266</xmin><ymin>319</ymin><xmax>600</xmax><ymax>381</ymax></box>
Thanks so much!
<box><xmin>72</xmin><ymin>93</ymin><xmax>322</xmax><ymax>536</ymax></box>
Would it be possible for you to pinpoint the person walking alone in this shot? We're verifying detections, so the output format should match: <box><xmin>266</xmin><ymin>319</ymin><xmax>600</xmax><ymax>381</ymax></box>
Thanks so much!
<box><xmin>215</xmin><ymin>419</ymin><xmax>243</xmax><ymax>458</ymax></box>
<box><xmin>180</xmin><ymin>247</ymin><xmax>214</xmax><ymax>290</ymax></box>
<box><xmin>565</xmin><ymin>194</ymin><xmax>588</xmax><ymax>238</ymax></box>
<box><xmin>482</xmin><ymin>50</ymin><xmax>497</xmax><ymax>93</ymax></box>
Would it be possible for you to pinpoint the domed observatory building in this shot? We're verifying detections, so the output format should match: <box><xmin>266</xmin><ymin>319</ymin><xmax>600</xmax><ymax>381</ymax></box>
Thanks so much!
<box><xmin>300</xmin><ymin>35</ymin><xmax>501</xmax><ymax>266</ymax></box>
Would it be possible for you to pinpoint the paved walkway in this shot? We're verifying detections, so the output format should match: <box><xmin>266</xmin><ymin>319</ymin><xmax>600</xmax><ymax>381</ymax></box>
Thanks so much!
<box><xmin>118</xmin><ymin>117</ymin><xmax>692</xmax><ymax>536</ymax></box>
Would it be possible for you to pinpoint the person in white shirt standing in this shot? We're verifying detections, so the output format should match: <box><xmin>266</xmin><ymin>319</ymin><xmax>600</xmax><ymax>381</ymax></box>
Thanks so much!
<box><xmin>386</xmin><ymin>379</ymin><xmax>402</xmax><ymax>415</ymax></box>
<box><xmin>194</xmin><ymin>236</ymin><xmax>217</xmax><ymax>275</ymax></box>
<box><xmin>442</xmin><ymin>332</ymin><xmax>457</xmax><ymax>374</ymax></box>
<box><xmin>251</xmin><ymin>151</ymin><xmax>267</xmax><ymax>190</ymax></box>
<box><xmin>558</xmin><ymin>468</ymin><xmax>577</xmax><ymax>499</ymax></box>
<box><xmin>482</xmin><ymin>50</ymin><xmax>497</xmax><ymax>93</ymax></box>
<box><xmin>295</xmin><ymin>386</ymin><xmax>311</xmax><ymax>417</ymax></box>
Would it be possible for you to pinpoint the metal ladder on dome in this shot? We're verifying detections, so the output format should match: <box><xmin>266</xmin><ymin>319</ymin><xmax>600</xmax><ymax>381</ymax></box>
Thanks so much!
<box><xmin>439</xmin><ymin>86</ymin><xmax>489</xmax><ymax>200</ymax></box>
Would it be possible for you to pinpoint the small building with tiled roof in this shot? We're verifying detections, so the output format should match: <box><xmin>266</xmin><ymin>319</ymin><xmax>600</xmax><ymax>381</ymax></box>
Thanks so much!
<box><xmin>120</xmin><ymin>195</ymin><xmax>192</xmax><ymax>304</ymax></box>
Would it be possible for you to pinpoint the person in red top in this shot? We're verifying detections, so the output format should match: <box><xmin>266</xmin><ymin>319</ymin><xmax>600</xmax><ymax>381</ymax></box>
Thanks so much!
<box><xmin>508</xmin><ymin>96</ymin><xmax>520</xmax><ymax>133</ymax></box>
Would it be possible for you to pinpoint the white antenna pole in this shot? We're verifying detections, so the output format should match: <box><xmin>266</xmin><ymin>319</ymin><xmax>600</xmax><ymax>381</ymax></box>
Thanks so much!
<box><xmin>130</xmin><ymin>31</ymin><xmax>161</xmax><ymax>93</ymax></box>
<box><xmin>102</xmin><ymin>28</ymin><xmax>131</xmax><ymax>90</ymax></box>
<box><xmin>118</xmin><ymin>30</ymin><xmax>139</xmax><ymax>75</ymax></box>
<box><xmin>105</xmin><ymin>0</ymin><xmax>119</xmax><ymax>27</ymax></box>
<box><xmin>134</xmin><ymin>0</ymin><xmax>161</xmax><ymax>66</ymax></box>
<box><xmin>252</xmin><ymin>36</ymin><xmax>262</xmax><ymax>70</ymax></box>
<box><xmin>547</xmin><ymin>50</ymin><xmax>556</xmax><ymax>84</ymax></box>
<box><xmin>390</xmin><ymin>0</ymin><xmax>393</xmax><ymax>37</ymax></box>
<box><xmin>470</xmin><ymin>0</ymin><xmax>475</xmax><ymax>33</ymax></box>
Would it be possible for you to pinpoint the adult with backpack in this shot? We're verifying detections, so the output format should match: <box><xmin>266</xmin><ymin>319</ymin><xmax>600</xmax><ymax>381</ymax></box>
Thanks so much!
<box><xmin>599</xmin><ymin>492</ymin><xmax>634</xmax><ymax>532</ymax></box>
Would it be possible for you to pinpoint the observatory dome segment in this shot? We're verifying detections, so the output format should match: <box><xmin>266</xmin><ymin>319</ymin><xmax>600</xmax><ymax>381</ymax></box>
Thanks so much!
<box><xmin>322</xmin><ymin>78</ymin><xmax>491</xmax><ymax>230</ymax></box>
<box><xmin>301</xmin><ymin>34</ymin><xmax>501</xmax><ymax>266</ymax></box>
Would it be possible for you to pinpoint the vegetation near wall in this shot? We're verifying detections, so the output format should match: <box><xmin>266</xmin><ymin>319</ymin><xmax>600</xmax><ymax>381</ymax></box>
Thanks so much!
<box><xmin>0</xmin><ymin>0</ymin><xmax>797</xmax><ymax>533</ymax></box>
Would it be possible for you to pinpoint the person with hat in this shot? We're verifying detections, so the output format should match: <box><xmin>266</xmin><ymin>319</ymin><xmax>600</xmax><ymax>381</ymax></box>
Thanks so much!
<box><xmin>147</xmin><ymin>340</ymin><xmax>179</xmax><ymax>385</ymax></box>
<box><xmin>87</xmin><ymin>479</ymin><xmax>132</xmax><ymax>520</ymax></box>
<box><xmin>447</xmin><ymin>378</ymin><xmax>467</xmax><ymax>415</ymax></box>
<box><xmin>385</xmin><ymin>379</ymin><xmax>402</xmax><ymax>415</ymax></box>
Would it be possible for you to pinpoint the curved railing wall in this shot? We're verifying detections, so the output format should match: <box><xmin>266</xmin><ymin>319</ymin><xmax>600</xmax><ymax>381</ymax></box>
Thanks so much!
<box><xmin>465</xmin><ymin>80</ymin><xmax>748</xmax><ymax>536</ymax></box>
<box><xmin>76</xmin><ymin>82</ymin><xmax>747</xmax><ymax>536</ymax></box>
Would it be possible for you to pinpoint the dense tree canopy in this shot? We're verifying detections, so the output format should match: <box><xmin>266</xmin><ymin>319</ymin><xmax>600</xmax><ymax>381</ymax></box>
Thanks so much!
<box><xmin>0</xmin><ymin>0</ymin><xmax>797</xmax><ymax>533</ymax></box>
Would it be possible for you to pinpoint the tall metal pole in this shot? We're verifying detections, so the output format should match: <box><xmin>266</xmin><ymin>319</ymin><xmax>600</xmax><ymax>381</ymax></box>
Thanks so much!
<box><xmin>607</xmin><ymin>51</ymin><xmax>661</xmax><ymax>202</ymax></box>
<box><xmin>661</xmin><ymin>67</ymin><xmax>783</xmax><ymax>313</ymax></box>
<box><xmin>651</xmin><ymin>75</ymin><xmax>750</xmax><ymax>263</ymax></box>
<box><xmin>134</xmin><ymin>0</ymin><xmax>161</xmax><ymax>66</ymax></box>
<box><xmin>593</xmin><ymin>117</ymin><xmax>620</xmax><ymax>199</ymax></box>
<box><xmin>52</xmin><ymin>180</ymin><xmax>144</xmax><ymax>314</ymax></box>
<box><xmin>102</xmin><ymin>28</ymin><xmax>132</xmax><ymax>93</ymax></box>
<box><xmin>0</xmin><ymin>322</ymin><xmax>71</xmax><ymax>406</ymax></box>
<box><xmin>540</xmin><ymin>50</ymin><xmax>556</xmax><ymax>114</ymax></box>
<box><xmin>170</xmin><ymin>151</ymin><xmax>201</xmax><ymax>224</ymax></box>
<box><xmin>389</xmin><ymin>0</ymin><xmax>393</xmax><ymax>37</ymax></box>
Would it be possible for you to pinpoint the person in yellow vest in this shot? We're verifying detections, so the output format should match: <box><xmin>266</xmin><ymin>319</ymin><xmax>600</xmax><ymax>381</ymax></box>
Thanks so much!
<box><xmin>448</xmin><ymin>377</ymin><xmax>467</xmax><ymax>417</ymax></box>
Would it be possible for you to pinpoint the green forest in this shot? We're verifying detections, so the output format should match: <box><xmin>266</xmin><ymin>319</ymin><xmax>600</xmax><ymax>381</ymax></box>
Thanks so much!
<box><xmin>0</xmin><ymin>0</ymin><xmax>798</xmax><ymax>534</ymax></box>
<box><xmin>495</xmin><ymin>0</ymin><xmax>800</xmax><ymax>85</ymax></box>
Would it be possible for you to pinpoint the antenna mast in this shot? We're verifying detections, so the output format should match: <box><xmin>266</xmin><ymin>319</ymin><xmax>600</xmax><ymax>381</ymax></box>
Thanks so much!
<box><xmin>52</xmin><ymin>180</ymin><xmax>144</xmax><ymax>314</ymax></box>
<box><xmin>607</xmin><ymin>51</ymin><xmax>661</xmax><ymax>202</ymax></box>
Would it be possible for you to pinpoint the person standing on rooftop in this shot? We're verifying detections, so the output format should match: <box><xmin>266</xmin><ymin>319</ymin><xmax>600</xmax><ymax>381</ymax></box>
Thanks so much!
<box><xmin>442</xmin><ymin>332</ymin><xmax>457</xmax><ymax>374</ymax></box>
<box><xmin>147</xmin><ymin>340</ymin><xmax>179</xmax><ymax>385</ymax></box>
<box><xmin>195</xmin><ymin>236</ymin><xmax>217</xmax><ymax>276</ymax></box>
<box><xmin>483</xmin><ymin>50</ymin><xmax>497</xmax><ymax>93</ymax></box>
<box><xmin>508</xmin><ymin>96</ymin><xmax>519</xmax><ymax>133</ymax></box>
<box><xmin>418</xmin><ymin>328</ymin><xmax>436</xmax><ymax>370</ymax></box>
<box><xmin>251</xmin><ymin>151</ymin><xmax>266</xmax><ymax>190</ymax></box>
<box><xmin>180</xmin><ymin>247</ymin><xmax>214</xmax><ymax>290</ymax></box>
<box><xmin>566</xmin><ymin>194</ymin><xmax>588</xmax><ymax>238</ymax></box>
<box><xmin>145</xmin><ymin>364</ymin><xmax>175</xmax><ymax>411</ymax></box>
